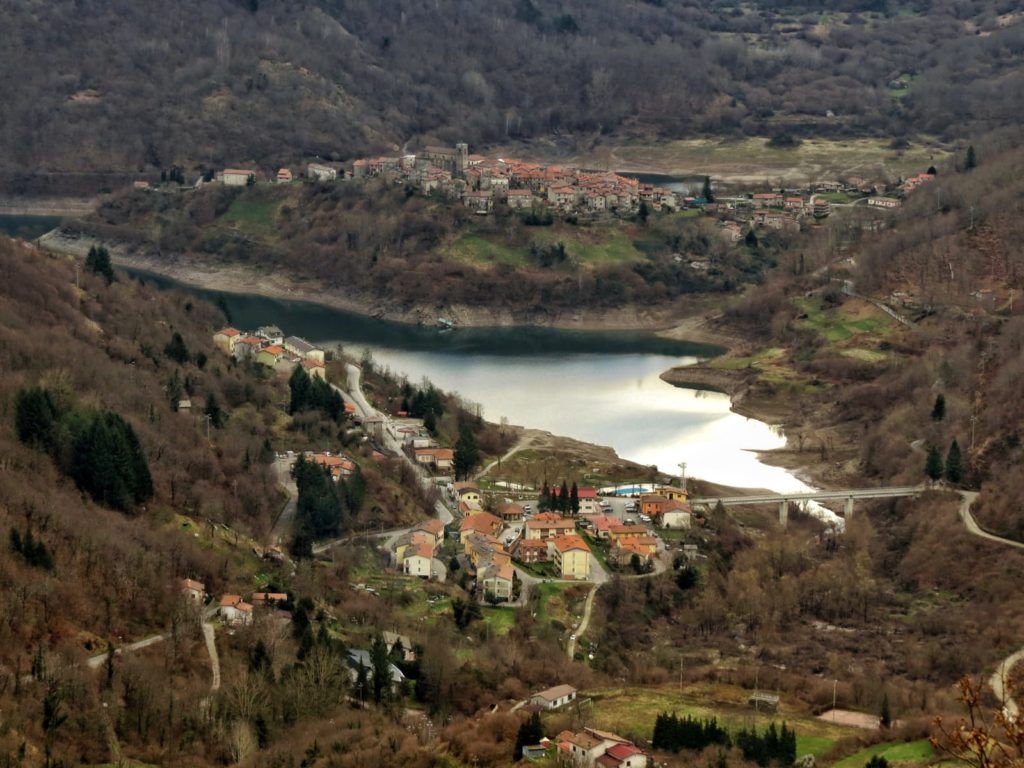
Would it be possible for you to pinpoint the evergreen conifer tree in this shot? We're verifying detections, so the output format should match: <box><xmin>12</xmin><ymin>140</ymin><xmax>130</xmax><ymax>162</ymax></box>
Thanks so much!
<box><xmin>925</xmin><ymin>445</ymin><xmax>943</xmax><ymax>482</ymax></box>
<box><xmin>945</xmin><ymin>439</ymin><xmax>962</xmax><ymax>484</ymax></box>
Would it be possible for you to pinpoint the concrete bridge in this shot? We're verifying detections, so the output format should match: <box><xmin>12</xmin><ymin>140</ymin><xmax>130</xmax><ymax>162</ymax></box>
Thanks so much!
<box><xmin>691</xmin><ymin>486</ymin><xmax>923</xmax><ymax>526</ymax></box>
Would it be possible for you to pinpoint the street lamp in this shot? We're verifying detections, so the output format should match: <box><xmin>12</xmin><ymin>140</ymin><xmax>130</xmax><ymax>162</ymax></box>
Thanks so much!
<box><xmin>832</xmin><ymin>679</ymin><xmax>838</xmax><ymax>720</ymax></box>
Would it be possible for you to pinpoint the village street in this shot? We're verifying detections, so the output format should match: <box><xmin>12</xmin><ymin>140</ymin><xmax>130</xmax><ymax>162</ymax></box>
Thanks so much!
<box><xmin>343</xmin><ymin>362</ymin><xmax>453</xmax><ymax>526</ymax></box>
<box><xmin>270</xmin><ymin>455</ymin><xmax>298</xmax><ymax>544</ymax></box>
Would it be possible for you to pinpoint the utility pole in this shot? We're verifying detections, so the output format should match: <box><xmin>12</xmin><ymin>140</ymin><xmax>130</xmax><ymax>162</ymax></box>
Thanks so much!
<box><xmin>832</xmin><ymin>679</ymin><xmax>838</xmax><ymax>720</ymax></box>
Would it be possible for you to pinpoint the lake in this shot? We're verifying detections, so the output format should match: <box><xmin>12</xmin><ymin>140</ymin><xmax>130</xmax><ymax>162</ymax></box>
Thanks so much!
<box><xmin>0</xmin><ymin>214</ymin><xmax>64</xmax><ymax>240</ymax></box>
<box><xmin>128</xmin><ymin>268</ymin><xmax>825</xmax><ymax>504</ymax></box>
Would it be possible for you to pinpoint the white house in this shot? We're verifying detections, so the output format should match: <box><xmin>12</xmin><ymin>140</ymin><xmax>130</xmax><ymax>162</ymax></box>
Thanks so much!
<box><xmin>256</xmin><ymin>325</ymin><xmax>284</xmax><ymax>345</ymax></box>
<box><xmin>307</xmin><ymin>163</ymin><xmax>338</xmax><ymax>181</ymax></box>
<box><xmin>221</xmin><ymin>169</ymin><xmax>255</xmax><ymax>186</ymax></box>
<box><xmin>868</xmin><ymin>196</ymin><xmax>901</xmax><ymax>209</ymax></box>
<box><xmin>403</xmin><ymin>543</ymin><xmax>434</xmax><ymax>578</ymax></box>
<box><xmin>530</xmin><ymin>684</ymin><xmax>577</xmax><ymax>710</ymax></box>
<box><xmin>219</xmin><ymin>595</ymin><xmax>253</xmax><ymax>626</ymax></box>
<box><xmin>661</xmin><ymin>507</ymin><xmax>692</xmax><ymax>529</ymax></box>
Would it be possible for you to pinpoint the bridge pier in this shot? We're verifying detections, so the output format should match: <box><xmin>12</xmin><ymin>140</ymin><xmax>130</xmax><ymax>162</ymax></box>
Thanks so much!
<box><xmin>779</xmin><ymin>500</ymin><xmax>788</xmax><ymax>527</ymax></box>
<box><xmin>844</xmin><ymin>497</ymin><xmax>854</xmax><ymax>518</ymax></box>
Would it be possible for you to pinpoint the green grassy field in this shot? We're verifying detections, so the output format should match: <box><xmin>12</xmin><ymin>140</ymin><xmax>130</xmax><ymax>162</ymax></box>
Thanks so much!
<box><xmin>218</xmin><ymin>196</ymin><xmax>280</xmax><ymax>240</ymax></box>
<box><xmin>708</xmin><ymin>345</ymin><xmax>823</xmax><ymax>396</ymax></box>
<box><xmin>832</xmin><ymin>739</ymin><xmax>934</xmax><ymax>768</ymax></box>
<box><xmin>818</xmin><ymin>191</ymin><xmax>860</xmax><ymax>204</ymax></box>
<box><xmin>709</xmin><ymin>347</ymin><xmax>787</xmax><ymax>371</ymax></box>
<box><xmin>481</xmin><ymin>606</ymin><xmax>517</xmax><ymax>636</ymax></box>
<box><xmin>542</xmin><ymin>136</ymin><xmax>952</xmax><ymax>185</ymax></box>
<box><xmin>840</xmin><ymin>348</ymin><xmax>888</xmax><ymax>363</ymax></box>
<box><xmin>447</xmin><ymin>233</ymin><xmax>527</xmax><ymax>267</ymax></box>
<box><xmin>446</xmin><ymin>226</ymin><xmax>645</xmax><ymax>269</ymax></box>
<box><xmin>585</xmin><ymin>685</ymin><xmax>852</xmax><ymax>755</ymax></box>
<box><xmin>535</xmin><ymin>582</ymin><xmax>582</xmax><ymax>627</ymax></box>
<box><xmin>797</xmin><ymin>734</ymin><xmax>842</xmax><ymax>759</ymax></box>
<box><xmin>796</xmin><ymin>297</ymin><xmax>895</xmax><ymax>344</ymax></box>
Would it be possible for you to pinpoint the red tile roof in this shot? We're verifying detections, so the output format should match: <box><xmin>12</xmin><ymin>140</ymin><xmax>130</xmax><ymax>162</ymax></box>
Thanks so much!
<box><xmin>552</xmin><ymin>534</ymin><xmax>590</xmax><ymax>553</ymax></box>
<box><xmin>606</xmin><ymin>743</ymin><xmax>644</xmax><ymax>760</ymax></box>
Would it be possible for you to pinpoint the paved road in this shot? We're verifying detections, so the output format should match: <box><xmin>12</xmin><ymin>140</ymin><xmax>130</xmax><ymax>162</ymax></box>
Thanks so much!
<box><xmin>959</xmin><ymin>491</ymin><xmax>1024</xmax><ymax>551</ymax></box>
<box><xmin>474</xmin><ymin>431</ymin><xmax>538</xmax><ymax>480</ymax></box>
<box><xmin>957</xmin><ymin>490</ymin><xmax>1024</xmax><ymax>716</ymax></box>
<box><xmin>564</xmin><ymin>552</ymin><xmax>667</xmax><ymax>659</ymax></box>
<box><xmin>85</xmin><ymin>633</ymin><xmax>167</xmax><ymax>669</ymax></box>
<box><xmin>992</xmin><ymin>648</ymin><xmax>1024</xmax><ymax>720</ymax></box>
<box><xmin>202</xmin><ymin>621</ymin><xmax>221</xmax><ymax>692</ymax></box>
<box><xmin>312</xmin><ymin>524</ymin><xmax>410</xmax><ymax>555</ymax></box>
<box><xmin>311</xmin><ymin>364</ymin><xmax>452</xmax><ymax>563</ymax></box>
<box><xmin>83</xmin><ymin>608</ymin><xmax>221</xmax><ymax>692</ymax></box>
<box><xmin>347</xmin><ymin>363</ymin><xmax>453</xmax><ymax>526</ymax></box>
<box><xmin>344</xmin><ymin>363</ymin><xmax>374</xmax><ymax>420</ymax></box>
<box><xmin>567</xmin><ymin>587</ymin><xmax>598</xmax><ymax>657</ymax></box>
<box><xmin>270</xmin><ymin>456</ymin><xmax>297</xmax><ymax>544</ymax></box>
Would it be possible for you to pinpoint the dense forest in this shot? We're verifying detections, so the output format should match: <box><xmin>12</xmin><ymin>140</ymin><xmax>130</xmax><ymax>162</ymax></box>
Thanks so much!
<box><xmin>2</xmin><ymin>0</ymin><xmax>1024</xmax><ymax>192</ymax></box>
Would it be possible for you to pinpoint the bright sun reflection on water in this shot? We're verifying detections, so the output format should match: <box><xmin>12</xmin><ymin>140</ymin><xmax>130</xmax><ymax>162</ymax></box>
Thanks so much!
<box><xmin>343</xmin><ymin>346</ymin><xmax>819</xmax><ymax>498</ymax></box>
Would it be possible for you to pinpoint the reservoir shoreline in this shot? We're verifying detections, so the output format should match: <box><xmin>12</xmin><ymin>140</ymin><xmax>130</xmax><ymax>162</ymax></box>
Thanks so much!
<box><xmin>36</xmin><ymin>226</ymin><xmax>733</xmax><ymax>344</ymax></box>
<box><xmin>34</xmin><ymin>225</ymin><xmax>831</xmax><ymax>511</ymax></box>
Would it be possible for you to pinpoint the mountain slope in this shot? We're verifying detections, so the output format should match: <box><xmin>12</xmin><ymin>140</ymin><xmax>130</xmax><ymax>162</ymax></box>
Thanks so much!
<box><xmin>2</xmin><ymin>0</ymin><xmax>1023</xmax><ymax>190</ymax></box>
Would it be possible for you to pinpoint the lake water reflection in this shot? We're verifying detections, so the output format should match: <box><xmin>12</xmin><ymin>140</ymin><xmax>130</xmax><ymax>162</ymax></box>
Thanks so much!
<box><xmin>123</xmin><ymin>267</ymin><xmax>823</xmax><ymax>499</ymax></box>
<box><xmin>333</xmin><ymin>344</ymin><xmax>817</xmax><ymax>496</ymax></box>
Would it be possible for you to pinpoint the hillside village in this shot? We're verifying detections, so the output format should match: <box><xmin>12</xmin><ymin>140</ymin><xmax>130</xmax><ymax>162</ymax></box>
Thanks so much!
<box><xmin>192</xmin><ymin>143</ymin><xmax>937</xmax><ymax>236</ymax></box>
<box><xmin>210</xmin><ymin>321</ymin><xmax>693</xmax><ymax>610</ymax></box>
<box><xmin>183</xmin><ymin>318</ymin><xmax>710</xmax><ymax>764</ymax></box>
<box><xmin>213</xmin><ymin>324</ymin><xmax>328</xmax><ymax>381</ymax></box>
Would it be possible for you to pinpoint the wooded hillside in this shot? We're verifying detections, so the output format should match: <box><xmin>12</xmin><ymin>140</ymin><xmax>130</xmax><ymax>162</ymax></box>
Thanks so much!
<box><xmin>2</xmin><ymin>0</ymin><xmax>1022</xmax><ymax>190</ymax></box>
<box><xmin>714</xmin><ymin>135</ymin><xmax>1024</xmax><ymax>539</ymax></box>
<box><xmin>75</xmin><ymin>178</ymin><xmax>787</xmax><ymax>319</ymax></box>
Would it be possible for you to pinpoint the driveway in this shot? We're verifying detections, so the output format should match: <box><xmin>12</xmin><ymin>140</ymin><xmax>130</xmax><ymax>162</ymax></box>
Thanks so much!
<box><xmin>270</xmin><ymin>455</ymin><xmax>297</xmax><ymax>544</ymax></box>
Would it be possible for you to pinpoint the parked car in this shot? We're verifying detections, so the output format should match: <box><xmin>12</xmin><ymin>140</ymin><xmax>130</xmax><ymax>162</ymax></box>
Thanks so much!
<box><xmin>639</xmin><ymin>514</ymin><xmax>651</xmax><ymax>523</ymax></box>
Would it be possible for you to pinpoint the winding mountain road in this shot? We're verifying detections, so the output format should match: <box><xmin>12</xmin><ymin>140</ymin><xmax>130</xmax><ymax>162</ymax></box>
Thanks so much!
<box><xmin>566</xmin><ymin>553</ymin><xmax>667</xmax><ymax>658</ymax></box>
<box><xmin>957</xmin><ymin>491</ymin><xmax>1024</xmax><ymax>716</ymax></box>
